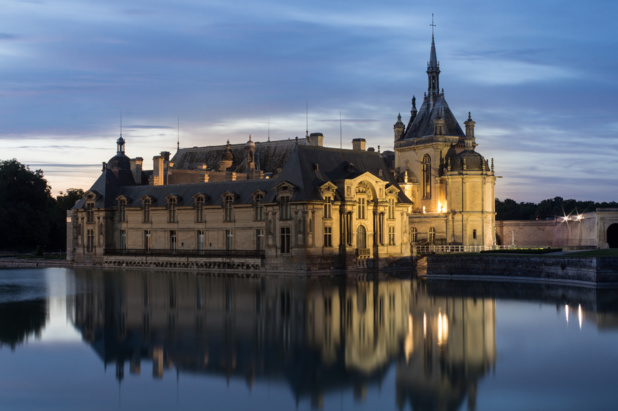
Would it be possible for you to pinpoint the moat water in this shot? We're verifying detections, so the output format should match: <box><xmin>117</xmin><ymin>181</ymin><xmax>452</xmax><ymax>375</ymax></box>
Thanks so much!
<box><xmin>2</xmin><ymin>268</ymin><xmax>618</xmax><ymax>411</ymax></box>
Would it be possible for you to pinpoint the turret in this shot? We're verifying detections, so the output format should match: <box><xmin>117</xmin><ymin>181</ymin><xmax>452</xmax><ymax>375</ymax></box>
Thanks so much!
<box><xmin>464</xmin><ymin>112</ymin><xmax>476</xmax><ymax>149</ymax></box>
<box><xmin>393</xmin><ymin>113</ymin><xmax>405</xmax><ymax>141</ymax></box>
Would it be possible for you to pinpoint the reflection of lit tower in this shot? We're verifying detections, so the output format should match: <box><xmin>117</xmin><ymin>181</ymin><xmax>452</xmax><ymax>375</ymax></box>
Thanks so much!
<box><xmin>396</xmin><ymin>278</ymin><xmax>496</xmax><ymax>411</ymax></box>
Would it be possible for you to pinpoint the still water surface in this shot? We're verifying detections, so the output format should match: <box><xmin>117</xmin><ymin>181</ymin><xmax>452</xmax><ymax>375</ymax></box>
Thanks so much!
<box><xmin>1</xmin><ymin>268</ymin><xmax>618</xmax><ymax>411</ymax></box>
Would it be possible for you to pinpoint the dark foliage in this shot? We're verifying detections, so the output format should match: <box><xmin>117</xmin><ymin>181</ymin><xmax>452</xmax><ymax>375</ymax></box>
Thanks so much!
<box><xmin>0</xmin><ymin>159</ymin><xmax>83</xmax><ymax>252</ymax></box>
<box><xmin>496</xmin><ymin>197</ymin><xmax>618</xmax><ymax>221</ymax></box>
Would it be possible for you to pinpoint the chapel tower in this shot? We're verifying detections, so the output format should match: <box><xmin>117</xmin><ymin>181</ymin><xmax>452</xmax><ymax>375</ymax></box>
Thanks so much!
<box><xmin>394</xmin><ymin>28</ymin><xmax>497</xmax><ymax>248</ymax></box>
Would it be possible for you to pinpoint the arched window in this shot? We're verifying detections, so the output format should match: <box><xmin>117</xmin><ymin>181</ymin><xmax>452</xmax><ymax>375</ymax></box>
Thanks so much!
<box><xmin>357</xmin><ymin>225</ymin><xmax>367</xmax><ymax>249</ymax></box>
<box><xmin>410</xmin><ymin>227</ymin><xmax>418</xmax><ymax>243</ymax></box>
<box><xmin>428</xmin><ymin>227</ymin><xmax>436</xmax><ymax>244</ymax></box>
<box><xmin>473</xmin><ymin>229</ymin><xmax>477</xmax><ymax>240</ymax></box>
<box><xmin>422</xmin><ymin>154</ymin><xmax>431</xmax><ymax>199</ymax></box>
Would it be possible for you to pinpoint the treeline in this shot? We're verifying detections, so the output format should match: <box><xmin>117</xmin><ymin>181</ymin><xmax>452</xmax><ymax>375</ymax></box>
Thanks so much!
<box><xmin>0</xmin><ymin>159</ymin><xmax>83</xmax><ymax>253</ymax></box>
<box><xmin>496</xmin><ymin>197</ymin><xmax>618</xmax><ymax>221</ymax></box>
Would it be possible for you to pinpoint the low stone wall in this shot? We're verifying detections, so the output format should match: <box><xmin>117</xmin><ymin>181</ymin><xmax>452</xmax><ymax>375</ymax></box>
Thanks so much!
<box><xmin>426</xmin><ymin>255</ymin><xmax>618</xmax><ymax>286</ymax></box>
<box><xmin>104</xmin><ymin>255</ymin><xmax>263</xmax><ymax>271</ymax></box>
<box><xmin>0</xmin><ymin>258</ymin><xmax>72</xmax><ymax>269</ymax></box>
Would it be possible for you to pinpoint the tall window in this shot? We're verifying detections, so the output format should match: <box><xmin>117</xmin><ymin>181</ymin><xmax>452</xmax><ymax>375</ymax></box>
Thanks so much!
<box><xmin>119</xmin><ymin>199</ymin><xmax>126</xmax><ymax>223</ymax></box>
<box><xmin>388</xmin><ymin>226</ymin><xmax>395</xmax><ymax>245</ymax></box>
<box><xmin>357</xmin><ymin>225</ymin><xmax>367</xmax><ymax>249</ymax></box>
<box><xmin>422</xmin><ymin>154</ymin><xmax>431</xmax><ymax>199</ymax></box>
<box><xmin>279</xmin><ymin>196</ymin><xmax>291</xmax><ymax>220</ymax></box>
<box><xmin>473</xmin><ymin>229</ymin><xmax>477</xmax><ymax>240</ymax></box>
<box><xmin>120</xmin><ymin>230</ymin><xmax>126</xmax><ymax>250</ymax></box>
<box><xmin>86</xmin><ymin>229</ymin><xmax>94</xmax><ymax>252</ymax></box>
<box><xmin>224</xmin><ymin>195</ymin><xmax>233</xmax><ymax>222</ymax></box>
<box><xmin>143</xmin><ymin>198</ymin><xmax>151</xmax><ymax>223</ymax></box>
<box><xmin>346</xmin><ymin>212</ymin><xmax>353</xmax><ymax>246</ymax></box>
<box><xmin>280</xmin><ymin>227</ymin><xmax>290</xmax><ymax>253</ymax></box>
<box><xmin>197</xmin><ymin>230</ymin><xmax>204</xmax><ymax>251</ymax></box>
<box><xmin>144</xmin><ymin>230</ymin><xmax>151</xmax><ymax>251</ymax></box>
<box><xmin>357</xmin><ymin>198</ymin><xmax>366</xmax><ymax>220</ymax></box>
<box><xmin>169</xmin><ymin>230</ymin><xmax>177</xmax><ymax>251</ymax></box>
<box><xmin>323</xmin><ymin>196</ymin><xmax>332</xmax><ymax>218</ymax></box>
<box><xmin>86</xmin><ymin>203</ymin><xmax>94</xmax><ymax>223</ymax></box>
<box><xmin>388</xmin><ymin>198</ymin><xmax>395</xmax><ymax>219</ymax></box>
<box><xmin>410</xmin><ymin>227</ymin><xmax>418</xmax><ymax>243</ymax></box>
<box><xmin>254</xmin><ymin>194</ymin><xmax>264</xmax><ymax>221</ymax></box>
<box><xmin>324</xmin><ymin>226</ymin><xmax>332</xmax><ymax>247</ymax></box>
<box><xmin>168</xmin><ymin>198</ymin><xmax>177</xmax><ymax>223</ymax></box>
<box><xmin>226</xmin><ymin>230</ymin><xmax>233</xmax><ymax>251</ymax></box>
<box><xmin>428</xmin><ymin>227</ymin><xmax>436</xmax><ymax>244</ymax></box>
<box><xmin>256</xmin><ymin>229</ymin><xmax>264</xmax><ymax>251</ymax></box>
<box><xmin>195</xmin><ymin>196</ymin><xmax>204</xmax><ymax>223</ymax></box>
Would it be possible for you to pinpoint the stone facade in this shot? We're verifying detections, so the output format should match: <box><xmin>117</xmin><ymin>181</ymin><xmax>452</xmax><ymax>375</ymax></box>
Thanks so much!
<box><xmin>496</xmin><ymin>209</ymin><xmax>618</xmax><ymax>249</ymax></box>
<box><xmin>67</xmin><ymin>138</ymin><xmax>412</xmax><ymax>271</ymax></box>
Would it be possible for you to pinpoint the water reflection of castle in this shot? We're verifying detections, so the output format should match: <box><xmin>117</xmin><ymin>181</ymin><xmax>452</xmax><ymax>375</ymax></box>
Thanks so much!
<box><xmin>68</xmin><ymin>270</ymin><xmax>496</xmax><ymax>410</ymax></box>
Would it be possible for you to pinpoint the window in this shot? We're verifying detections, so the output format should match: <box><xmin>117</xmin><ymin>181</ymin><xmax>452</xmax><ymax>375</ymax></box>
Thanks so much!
<box><xmin>279</xmin><ymin>196</ymin><xmax>291</xmax><ymax>220</ymax></box>
<box><xmin>86</xmin><ymin>203</ymin><xmax>94</xmax><ymax>223</ymax></box>
<box><xmin>256</xmin><ymin>229</ymin><xmax>264</xmax><ymax>251</ymax></box>
<box><xmin>410</xmin><ymin>227</ymin><xmax>418</xmax><ymax>243</ymax></box>
<box><xmin>144</xmin><ymin>230</ymin><xmax>151</xmax><ymax>251</ymax></box>
<box><xmin>118</xmin><ymin>198</ymin><xmax>126</xmax><ymax>223</ymax></box>
<box><xmin>226</xmin><ymin>230</ymin><xmax>233</xmax><ymax>251</ymax></box>
<box><xmin>388</xmin><ymin>198</ymin><xmax>395</xmax><ymax>220</ymax></box>
<box><xmin>346</xmin><ymin>212</ymin><xmax>353</xmax><ymax>246</ymax></box>
<box><xmin>254</xmin><ymin>194</ymin><xmax>264</xmax><ymax>221</ymax></box>
<box><xmin>388</xmin><ymin>226</ymin><xmax>395</xmax><ymax>246</ymax></box>
<box><xmin>357</xmin><ymin>225</ymin><xmax>367</xmax><ymax>248</ymax></box>
<box><xmin>422</xmin><ymin>155</ymin><xmax>431</xmax><ymax>199</ymax></box>
<box><xmin>280</xmin><ymin>227</ymin><xmax>290</xmax><ymax>253</ymax></box>
<box><xmin>473</xmin><ymin>229</ymin><xmax>477</xmax><ymax>240</ymax></box>
<box><xmin>169</xmin><ymin>230</ymin><xmax>177</xmax><ymax>251</ymax></box>
<box><xmin>195</xmin><ymin>196</ymin><xmax>204</xmax><ymax>223</ymax></box>
<box><xmin>428</xmin><ymin>227</ymin><xmax>436</xmax><ymax>244</ymax></box>
<box><xmin>224</xmin><ymin>195</ymin><xmax>233</xmax><ymax>222</ymax></box>
<box><xmin>143</xmin><ymin>198</ymin><xmax>151</xmax><ymax>223</ymax></box>
<box><xmin>324</xmin><ymin>226</ymin><xmax>332</xmax><ymax>247</ymax></box>
<box><xmin>120</xmin><ymin>230</ymin><xmax>126</xmax><ymax>250</ymax></box>
<box><xmin>86</xmin><ymin>229</ymin><xmax>94</xmax><ymax>252</ymax></box>
<box><xmin>197</xmin><ymin>230</ymin><xmax>204</xmax><ymax>251</ymax></box>
<box><xmin>168</xmin><ymin>197</ymin><xmax>177</xmax><ymax>223</ymax></box>
<box><xmin>357</xmin><ymin>197</ymin><xmax>366</xmax><ymax>220</ymax></box>
<box><xmin>323</xmin><ymin>196</ymin><xmax>332</xmax><ymax>218</ymax></box>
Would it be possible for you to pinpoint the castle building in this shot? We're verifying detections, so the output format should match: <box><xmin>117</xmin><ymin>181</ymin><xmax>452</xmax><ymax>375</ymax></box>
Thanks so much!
<box><xmin>395</xmin><ymin>33</ymin><xmax>497</xmax><ymax>248</ymax></box>
<box><xmin>67</xmin><ymin>135</ymin><xmax>412</xmax><ymax>271</ymax></box>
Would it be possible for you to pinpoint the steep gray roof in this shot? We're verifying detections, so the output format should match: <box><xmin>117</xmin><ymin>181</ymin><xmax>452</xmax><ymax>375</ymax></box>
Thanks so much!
<box><xmin>400</xmin><ymin>95</ymin><xmax>464</xmax><ymax>140</ymax></box>
<box><xmin>171</xmin><ymin>138</ymin><xmax>306</xmax><ymax>173</ymax></box>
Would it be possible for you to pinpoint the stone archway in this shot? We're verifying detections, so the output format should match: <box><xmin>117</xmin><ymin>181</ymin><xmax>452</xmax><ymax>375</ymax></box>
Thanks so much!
<box><xmin>607</xmin><ymin>224</ymin><xmax>618</xmax><ymax>248</ymax></box>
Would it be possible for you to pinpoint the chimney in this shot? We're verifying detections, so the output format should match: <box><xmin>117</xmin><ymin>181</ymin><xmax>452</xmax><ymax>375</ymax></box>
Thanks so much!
<box><xmin>352</xmin><ymin>138</ymin><xmax>366</xmax><ymax>151</ymax></box>
<box><xmin>308</xmin><ymin>133</ymin><xmax>324</xmax><ymax>147</ymax></box>
<box><xmin>152</xmin><ymin>155</ymin><xmax>165</xmax><ymax>186</ymax></box>
<box><xmin>130</xmin><ymin>157</ymin><xmax>143</xmax><ymax>184</ymax></box>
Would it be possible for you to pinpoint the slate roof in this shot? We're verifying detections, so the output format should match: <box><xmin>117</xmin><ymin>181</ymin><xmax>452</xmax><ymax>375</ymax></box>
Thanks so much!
<box><xmin>400</xmin><ymin>94</ymin><xmax>465</xmax><ymax>140</ymax></box>
<box><xmin>75</xmin><ymin>144</ymin><xmax>411</xmax><ymax>210</ymax></box>
<box><xmin>171</xmin><ymin>138</ymin><xmax>306</xmax><ymax>173</ymax></box>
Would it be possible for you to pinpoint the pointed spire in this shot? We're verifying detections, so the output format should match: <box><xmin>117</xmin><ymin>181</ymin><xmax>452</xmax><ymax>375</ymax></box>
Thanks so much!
<box><xmin>427</xmin><ymin>15</ymin><xmax>441</xmax><ymax>99</ymax></box>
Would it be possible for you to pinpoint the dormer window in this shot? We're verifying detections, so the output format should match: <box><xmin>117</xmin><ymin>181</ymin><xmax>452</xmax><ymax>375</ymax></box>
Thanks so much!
<box><xmin>167</xmin><ymin>197</ymin><xmax>177</xmax><ymax>223</ymax></box>
<box><xmin>388</xmin><ymin>198</ymin><xmax>395</xmax><ymax>220</ymax></box>
<box><xmin>194</xmin><ymin>195</ymin><xmax>204</xmax><ymax>223</ymax></box>
<box><xmin>254</xmin><ymin>193</ymin><xmax>264</xmax><ymax>221</ymax></box>
<box><xmin>279</xmin><ymin>196</ymin><xmax>291</xmax><ymax>220</ymax></box>
<box><xmin>142</xmin><ymin>197</ymin><xmax>151</xmax><ymax>223</ymax></box>
<box><xmin>223</xmin><ymin>194</ymin><xmax>234</xmax><ymax>222</ymax></box>
<box><xmin>118</xmin><ymin>198</ymin><xmax>127</xmax><ymax>223</ymax></box>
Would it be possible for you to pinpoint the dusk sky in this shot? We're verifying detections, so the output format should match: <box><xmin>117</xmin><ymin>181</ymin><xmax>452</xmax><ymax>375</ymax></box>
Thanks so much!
<box><xmin>1</xmin><ymin>0</ymin><xmax>616</xmax><ymax>202</ymax></box>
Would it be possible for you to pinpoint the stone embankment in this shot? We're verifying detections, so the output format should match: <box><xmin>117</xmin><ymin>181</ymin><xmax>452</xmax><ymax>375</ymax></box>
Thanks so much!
<box><xmin>425</xmin><ymin>255</ymin><xmax>618</xmax><ymax>286</ymax></box>
<box><xmin>0</xmin><ymin>258</ymin><xmax>72</xmax><ymax>269</ymax></box>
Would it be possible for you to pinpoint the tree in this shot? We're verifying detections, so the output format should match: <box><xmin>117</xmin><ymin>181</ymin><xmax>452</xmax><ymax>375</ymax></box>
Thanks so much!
<box><xmin>0</xmin><ymin>159</ymin><xmax>55</xmax><ymax>250</ymax></box>
<box><xmin>48</xmin><ymin>188</ymin><xmax>85</xmax><ymax>250</ymax></box>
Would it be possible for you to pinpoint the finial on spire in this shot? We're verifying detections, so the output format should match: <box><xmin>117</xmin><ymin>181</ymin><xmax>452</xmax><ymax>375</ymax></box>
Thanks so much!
<box><xmin>412</xmin><ymin>95</ymin><xmax>416</xmax><ymax>109</ymax></box>
<box><xmin>468</xmin><ymin>112</ymin><xmax>472</xmax><ymax>121</ymax></box>
<box><xmin>430</xmin><ymin>13</ymin><xmax>436</xmax><ymax>36</ymax></box>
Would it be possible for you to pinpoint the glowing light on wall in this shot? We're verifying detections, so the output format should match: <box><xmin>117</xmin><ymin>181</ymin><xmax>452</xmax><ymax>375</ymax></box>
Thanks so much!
<box><xmin>422</xmin><ymin>206</ymin><xmax>426</xmax><ymax>214</ymax></box>
<box><xmin>437</xmin><ymin>201</ymin><xmax>447</xmax><ymax>213</ymax></box>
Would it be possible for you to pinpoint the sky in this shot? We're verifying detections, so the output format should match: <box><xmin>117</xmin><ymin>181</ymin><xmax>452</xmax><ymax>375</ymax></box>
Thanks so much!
<box><xmin>1</xmin><ymin>0</ymin><xmax>617</xmax><ymax>202</ymax></box>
